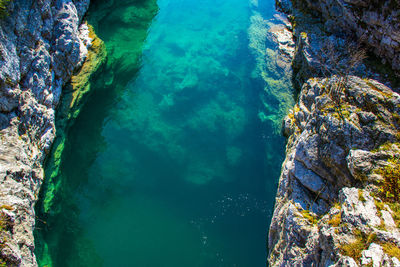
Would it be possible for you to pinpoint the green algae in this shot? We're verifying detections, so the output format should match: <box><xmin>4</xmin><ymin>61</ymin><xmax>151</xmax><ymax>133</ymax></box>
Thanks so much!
<box><xmin>34</xmin><ymin>24</ymin><xmax>107</xmax><ymax>266</ymax></box>
<box><xmin>69</xmin><ymin>24</ymin><xmax>107</xmax><ymax>117</ymax></box>
<box><xmin>39</xmin><ymin>24</ymin><xmax>106</xmax><ymax>215</ymax></box>
<box><xmin>248</xmin><ymin>11</ymin><xmax>294</xmax><ymax>131</ymax></box>
<box><xmin>34</xmin><ymin>0</ymin><xmax>159</xmax><ymax>265</ymax></box>
<box><xmin>41</xmin><ymin>136</ymin><xmax>65</xmax><ymax>214</ymax></box>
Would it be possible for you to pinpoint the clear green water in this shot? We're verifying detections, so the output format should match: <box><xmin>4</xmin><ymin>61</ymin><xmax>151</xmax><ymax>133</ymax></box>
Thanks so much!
<box><xmin>35</xmin><ymin>0</ymin><xmax>294</xmax><ymax>266</ymax></box>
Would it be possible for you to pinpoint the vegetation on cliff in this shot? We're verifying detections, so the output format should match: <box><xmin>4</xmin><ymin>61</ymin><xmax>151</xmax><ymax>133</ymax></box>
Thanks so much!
<box><xmin>0</xmin><ymin>205</ymin><xmax>14</xmax><ymax>266</ymax></box>
<box><xmin>376</xmin><ymin>154</ymin><xmax>400</xmax><ymax>202</ymax></box>
<box><xmin>0</xmin><ymin>0</ymin><xmax>11</xmax><ymax>17</ymax></box>
<box><xmin>268</xmin><ymin>3</ymin><xmax>400</xmax><ymax>263</ymax></box>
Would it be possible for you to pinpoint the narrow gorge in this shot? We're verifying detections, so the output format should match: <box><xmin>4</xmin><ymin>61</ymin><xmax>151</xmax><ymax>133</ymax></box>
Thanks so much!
<box><xmin>0</xmin><ymin>0</ymin><xmax>398</xmax><ymax>266</ymax></box>
<box><xmin>33</xmin><ymin>0</ymin><xmax>294</xmax><ymax>265</ymax></box>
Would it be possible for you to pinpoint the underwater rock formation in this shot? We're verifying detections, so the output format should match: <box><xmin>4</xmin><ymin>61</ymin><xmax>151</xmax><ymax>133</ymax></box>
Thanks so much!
<box><xmin>0</xmin><ymin>0</ymin><xmax>103</xmax><ymax>265</ymax></box>
<box><xmin>248</xmin><ymin>6</ymin><xmax>296</xmax><ymax>130</ymax></box>
<box><xmin>269</xmin><ymin>0</ymin><xmax>400</xmax><ymax>266</ymax></box>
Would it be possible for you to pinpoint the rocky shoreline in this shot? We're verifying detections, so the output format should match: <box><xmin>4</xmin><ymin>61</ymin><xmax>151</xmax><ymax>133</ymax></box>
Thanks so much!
<box><xmin>269</xmin><ymin>0</ymin><xmax>400</xmax><ymax>266</ymax></box>
<box><xmin>0</xmin><ymin>0</ymin><xmax>104</xmax><ymax>265</ymax></box>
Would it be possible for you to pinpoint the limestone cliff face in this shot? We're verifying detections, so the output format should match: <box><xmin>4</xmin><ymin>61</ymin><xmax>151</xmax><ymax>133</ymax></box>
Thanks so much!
<box><xmin>0</xmin><ymin>0</ymin><xmax>101</xmax><ymax>265</ymax></box>
<box><xmin>269</xmin><ymin>76</ymin><xmax>400</xmax><ymax>266</ymax></box>
<box><xmin>269</xmin><ymin>1</ymin><xmax>400</xmax><ymax>266</ymax></box>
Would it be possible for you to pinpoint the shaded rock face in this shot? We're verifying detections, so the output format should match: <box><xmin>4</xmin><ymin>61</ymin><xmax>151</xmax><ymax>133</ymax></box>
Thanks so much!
<box><xmin>290</xmin><ymin>0</ymin><xmax>400</xmax><ymax>73</ymax></box>
<box><xmin>278</xmin><ymin>1</ymin><xmax>398</xmax><ymax>92</ymax></box>
<box><xmin>0</xmin><ymin>0</ymin><xmax>91</xmax><ymax>265</ymax></box>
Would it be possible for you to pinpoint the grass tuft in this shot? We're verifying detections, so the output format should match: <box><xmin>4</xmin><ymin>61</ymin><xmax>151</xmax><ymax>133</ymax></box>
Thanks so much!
<box><xmin>382</xmin><ymin>242</ymin><xmax>400</xmax><ymax>260</ymax></box>
<box><xmin>0</xmin><ymin>209</ymin><xmax>12</xmax><ymax>265</ymax></box>
<box><xmin>376</xmin><ymin>156</ymin><xmax>400</xmax><ymax>202</ymax></box>
<box><xmin>387</xmin><ymin>202</ymin><xmax>400</xmax><ymax>228</ymax></box>
<box><xmin>340</xmin><ymin>230</ymin><xmax>376</xmax><ymax>262</ymax></box>
<box><xmin>0</xmin><ymin>205</ymin><xmax>12</xmax><ymax>211</ymax></box>
<box><xmin>328</xmin><ymin>213</ymin><xmax>341</xmax><ymax>227</ymax></box>
<box><xmin>333</xmin><ymin>202</ymin><xmax>342</xmax><ymax>210</ymax></box>
<box><xmin>0</xmin><ymin>0</ymin><xmax>12</xmax><ymax>17</ymax></box>
<box><xmin>358</xmin><ymin>189</ymin><xmax>366</xmax><ymax>202</ymax></box>
<box><xmin>300</xmin><ymin>209</ymin><xmax>318</xmax><ymax>225</ymax></box>
<box><xmin>340</xmin><ymin>234</ymin><xmax>365</xmax><ymax>260</ymax></box>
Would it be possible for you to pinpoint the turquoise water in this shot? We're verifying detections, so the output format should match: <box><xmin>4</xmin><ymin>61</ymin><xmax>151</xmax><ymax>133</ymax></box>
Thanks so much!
<box><xmin>35</xmin><ymin>0</ymin><xmax>294</xmax><ymax>265</ymax></box>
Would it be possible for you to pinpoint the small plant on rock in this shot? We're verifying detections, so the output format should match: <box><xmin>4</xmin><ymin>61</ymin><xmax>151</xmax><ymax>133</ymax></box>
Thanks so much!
<box><xmin>316</xmin><ymin>39</ymin><xmax>367</xmax><ymax>106</ymax></box>
<box><xmin>0</xmin><ymin>210</ymin><xmax>11</xmax><ymax>266</ymax></box>
<box><xmin>340</xmin><ymin>230</ymin><xmax>376</xmax><ymax>262</ymax></box>
<box><xmin>328</xmin><ymin>213</ymin><xmax>341</xmax><ymax>227</ymax></box>
<box><xmin>377</xmin><ymin>155</ymin><xmax>400</xmax><ymax>202</ymax></box>
<box><xmin>300</xmin><ymin>209</ymin><xmax>318</xmax><ymax>225</ymax></box>
<box><xmin>358</xmin><ymin>189</ymin><xmax>366</xmax><ymax>202</ymax></box>
<box><xmin>0</xmin><ymin>0</ymin><xmax>12</xmax><ymax>17</ymax></box>
<box><xmin>340</xmin><ymin>230</ymin><xmax>367</xmax><ymax>260</ymax></box>
<box><xmin>382</xmin><ymin>242</ymin><xmax>400</xmax><ymax>260</ymax></box>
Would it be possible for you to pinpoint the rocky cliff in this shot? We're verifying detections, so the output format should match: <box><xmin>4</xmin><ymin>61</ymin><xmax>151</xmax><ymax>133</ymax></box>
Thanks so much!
<box><xmin>282</xmin><ymin>0</ymin><xmax>400</xmax><ymax>73</ymax></box>
<box><xmin>0</xmin><ymin>0</ymin><xmax>104</xmax><ymax>265</ymax></box>
<box><xmin>269</xmin><ymin>0</ymin><xmax>400</xmax><ymax>266</ymax></box>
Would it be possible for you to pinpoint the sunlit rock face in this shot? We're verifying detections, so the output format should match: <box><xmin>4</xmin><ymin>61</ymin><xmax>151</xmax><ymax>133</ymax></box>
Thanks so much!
<box><xmin>269</xmin><ymin>76</ymin><xmax>400</xmax><ymax>266</ymax></box>
<box><xmin>0</xmin><ymin>0</ymin><xmax>94</xmax><ymax>265</ymax></box>
<box><xmin>269</xmin><ymin>0</ymin><xmax>400</xmax><ymax>266</ymax></box>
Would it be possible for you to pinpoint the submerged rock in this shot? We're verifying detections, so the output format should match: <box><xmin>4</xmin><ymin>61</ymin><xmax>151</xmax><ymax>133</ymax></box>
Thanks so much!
<box><xmin>248</xmin><ymin>6</ymin><xmax>295</xmax><ymax>130</ymax></box>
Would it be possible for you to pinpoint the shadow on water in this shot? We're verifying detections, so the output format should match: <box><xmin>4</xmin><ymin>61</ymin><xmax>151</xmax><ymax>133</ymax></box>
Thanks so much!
<box><xmin>34</xmin><ymin>0</ymin><xmax>159</xmax><ymax>265</ymax></box>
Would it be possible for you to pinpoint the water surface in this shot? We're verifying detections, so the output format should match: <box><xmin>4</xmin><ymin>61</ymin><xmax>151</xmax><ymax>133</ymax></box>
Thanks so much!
<box><xmin>35</xmin><ymin>0</ymin><xmax>293</xmax><ymax>265</ymax></box>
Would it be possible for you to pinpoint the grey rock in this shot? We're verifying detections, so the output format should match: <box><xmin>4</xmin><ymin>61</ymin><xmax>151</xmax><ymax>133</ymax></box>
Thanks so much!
<box><xmin>270</xmin><ymin>1</ymin><xmax>400</xmax><ymax>266</ymax></box>
<box><xmin>361</xmin><ymin>243</ymin><xmax>384</xmax><ymax>267</ymax></box>
<box><xmin>336</xmin><ymin>256</ymin><xmax>359</xmax><ymax>267</ymax></box>
<box><xmin>340</xmin><ymin>188</ymin><xmax>380</xmax><ymax>228</ymax></box>
<box><xmin>290</xmin><ymin>0</ymin><xmax>400</xmax><ymax>73</ymax></box>
<box><xmin>269</xmin><ymin>76</ymin><xmax>400</xmax><ymax>266</ymax></box>
<box><xmin>0</xmin><ymin>0</ymin><xmax>93</xmax><ymax>265</ymax></box>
